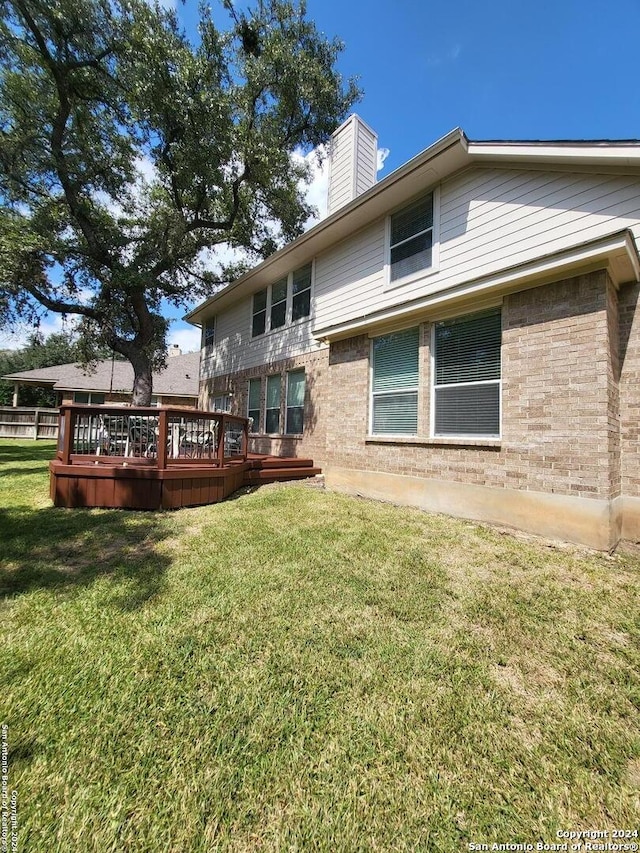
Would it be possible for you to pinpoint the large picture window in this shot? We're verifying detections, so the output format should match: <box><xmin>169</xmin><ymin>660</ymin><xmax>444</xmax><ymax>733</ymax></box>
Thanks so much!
<box><xmin>433</xmin><ymin>310</ymin><xmax>501</xmax><ymax>437</ymax></box>
<box><xmin>389</xmin><ymin>193</ymin><xmax>434</xmax><ymax>283</ymax></box>
<box><xmin>371</xmin><ymin>327</ymin><xmax>419</xmax><ymax>435</ymax></box>
<box><xmin>265</xmin><ymin>375</ymin><xmax>281</xmax><ymax>434</ymax></box>
<box><xmin>285</xmin><ymin>370</ymin><xmax>305</xmax><ymax>434</ymax></box>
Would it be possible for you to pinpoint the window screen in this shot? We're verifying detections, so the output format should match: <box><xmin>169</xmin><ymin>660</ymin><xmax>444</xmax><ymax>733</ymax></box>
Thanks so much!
<box><xmin>390</xmin><ymin>193</ymin><xmax>434</xmax><ymax>282</ymax></box>
<box><xmin>371</xmin><ymin>327</ymin><xmax>419</xmax><ymax>434</ymax></box>
<box><xmin>248</xmin><ymin>378</ymin><xmax>261</xmax><ymax>432</ymax></box>
<box><xmin>286</xmin><ymin>370</ymin><xmax>305</xmax><ymax>434</ymax></box>
<box><xmin>265</xmin><ymin>375</ymin><xmax>281</xmax><ymax>433</ymax></box>
<box><xmin>433</xmin><ymin>310</ymin><xmax>501</xmax><ymax>437</ymax></box>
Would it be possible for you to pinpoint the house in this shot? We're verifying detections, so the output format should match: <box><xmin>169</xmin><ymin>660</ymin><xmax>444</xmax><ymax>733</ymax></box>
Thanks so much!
<box><xmin>3</xmin><ymin>347</ymin><xmax>201</xmax><ymax>408</ymax></box>
<box><xmin>185</xmin><ymin>115</ymin><xmax>640</xmax><ymax>550</ymax></box>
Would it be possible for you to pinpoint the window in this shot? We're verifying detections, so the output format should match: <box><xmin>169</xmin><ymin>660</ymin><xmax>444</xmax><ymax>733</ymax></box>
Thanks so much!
<box><xmin>292</xmin><ymin>264</ymin><xmax>312</xmax><ymax>321</ymax></box>
<box><xmin>73</xmin><ymin>392</ymin><xmax>105</xmax><ymax>405</ymax></box>
<box><xmin>265</xmin><ymin>375</ymin><xmax>281</xmax><ymax>433</ymax></box>
<box><xmin>286</xmin><ymin>370</ymin><xmax>305</xmax><ymax>434</ymax></box>
<box><xmin>203</xmin><ymin>318</ymin><xmax>215</xmax><ymax>348</ymax></box>
<box><xmin>270</xmin><ymin>278</ymin><xmax>287</xmax><ymax>330</ymax></box>
<box><xmin>248</xmin><ymin>378</ymin><xmax>261</xmax><ymax>433</ymax></box>
<box><xmin>252</xmin><ymin>289</ymin><xmax>267</xmax><ymax>338</ymax></box>
<box><xmin>371</xmin><ymin>328</ymin><xmax>419</xmax><ymax>435</ymax></box>
<box><xmin>212</xmin><ymin>394</ymin><xmax>232</xmax><ymax>412</ymax></box>
<box><xmin>389</xmin><ymin>193</ymin><xmax>434</xmax><ymax>283</ymax></box>
<box><xmin>433</xmin><ymin>309</ymin><xmax>501</xmax><ymax>437</ymax></box>
<box><xmin>251</xmin><ymin>263</ymin><xmax>313</xmax><ymax>337</ymax></box>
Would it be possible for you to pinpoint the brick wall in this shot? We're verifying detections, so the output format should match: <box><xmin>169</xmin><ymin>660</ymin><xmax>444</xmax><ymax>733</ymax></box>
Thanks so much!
<box><xmin>200</xmin><ymin>269</ymin><xmax>639</xmax><ymax>512</ymax></box>
<box><xmin>200</xmin><ymin>347</ymin><xmax>329</xmax><ymax>462</ymax></box>
<box><xmin>326</xmin><ymin>270</ymin><xmax>622</xmax><ymax>502</ymax></box>
<box><xmin>619</xmin><ymin>281</ymin><xmax>640</xmax><ymax>497</ymax></box>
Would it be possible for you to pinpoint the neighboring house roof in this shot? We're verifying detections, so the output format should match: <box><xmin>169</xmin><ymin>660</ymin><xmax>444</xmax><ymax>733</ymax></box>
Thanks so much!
<box><xmin>2</xmin><ymin>351</ymin><xmax>200</xmax><ymax>398</ymax></box>
<box><xmin>184</xmin><ymin>128</ymin><xmax>640</xmax><ymax>327</ymax></box>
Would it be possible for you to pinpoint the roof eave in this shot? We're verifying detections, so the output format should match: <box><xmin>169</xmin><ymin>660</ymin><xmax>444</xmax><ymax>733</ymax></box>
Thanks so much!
<box><xmin>184</xmin><ymin>127</ymin><xmax>470</xmax><ymax>325</ymax></box>
<box><xmin>312</xmin><ymin>229</ymin><xmax>640</xmax><ymax>341</ymax></box>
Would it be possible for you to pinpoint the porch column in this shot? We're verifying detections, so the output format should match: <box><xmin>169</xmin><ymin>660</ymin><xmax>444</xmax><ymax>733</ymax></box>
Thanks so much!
<box><xmin>12</xmin><ymin>382</ymin><xmax>19</xmax><ymax>407</ymax></box>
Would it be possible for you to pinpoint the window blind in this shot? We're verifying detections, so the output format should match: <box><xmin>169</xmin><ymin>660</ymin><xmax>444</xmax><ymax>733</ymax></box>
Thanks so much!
<box><xmin>435</xmin><ymin>311</ymin><xmax>501</xmax><ymax>385</ymax></box>
<box><xmin>371</xmin><ymin>327</ymin><xmax>419</xmax><ymax>435</ymax></box>
<box><xmin>389</xmin><ymin>193</ymin><xmax>434</xmax><ymax>283</ymax></box>
<box><xmin>248</xmin><ymin>378</ymin><xmax>261</xmax><ymax>432</ymax></box>
<box><xmin>265</xmin><ymin>375</ymin><xmax>281</xmax><ymax>433</ymax></box>
<box><xmin>286</xmin><ymin>370</ymin><xmax>305</xmax><ymax>434</ymax></box>
<box><xmin>434</xmin><ymin>310</ymin><xmax>501</xmax><ymax>437</ymax></box>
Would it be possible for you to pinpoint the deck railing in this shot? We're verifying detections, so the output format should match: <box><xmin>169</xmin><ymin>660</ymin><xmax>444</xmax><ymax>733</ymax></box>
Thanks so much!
<box><xmin>56</xmin><ymin>404</ymin><xmax>249</xmax><ymax>468</ymax></box>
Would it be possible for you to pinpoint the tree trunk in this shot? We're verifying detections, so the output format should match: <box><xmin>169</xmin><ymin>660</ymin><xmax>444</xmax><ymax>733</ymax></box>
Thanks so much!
<box><xmin>130</xmin><ymin>352</ymin><xmax>154</xmax><ymax>406</ymax></box>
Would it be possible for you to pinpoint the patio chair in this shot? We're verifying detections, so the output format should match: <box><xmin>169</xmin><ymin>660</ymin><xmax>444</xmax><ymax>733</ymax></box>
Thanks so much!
<box><xmin>179</xmin><ymin>427</ymin><xmax>214</xmax><ymax>459</ymax></box>
<box><xmin>126</xmin><ymin>415</ymin><xmax>159</xmax><ymax>458</ymax></box>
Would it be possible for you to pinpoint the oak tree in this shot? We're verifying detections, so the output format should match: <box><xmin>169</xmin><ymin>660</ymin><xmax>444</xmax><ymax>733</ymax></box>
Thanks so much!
<box><xmin>0</xmin><ymin>0</ymin><xmax>359</xmax><ymax>403</ymax></box>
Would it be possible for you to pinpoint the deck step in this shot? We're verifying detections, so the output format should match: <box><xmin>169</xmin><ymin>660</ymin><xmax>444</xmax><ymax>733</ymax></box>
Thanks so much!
<box><xmin>243</xmin><ymin>466</ymin><xmax>321</xmax><ymax>485</ymax></box>
<box><xmin>248</xmin><ymin>456</ymin><xmax>315</xmax><ymax>470</ymax></box>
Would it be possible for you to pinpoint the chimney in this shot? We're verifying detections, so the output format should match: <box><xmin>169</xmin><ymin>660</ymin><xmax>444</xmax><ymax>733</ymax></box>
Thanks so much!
<box><xmin>327</xmin><ymin>114</ymin><xmax>378</xmax><ymax>215</ymax></box>
<box><xmin>168</xmin><ymin>344</ymin><xmax>182</xmax><ymax>358</ymax></box>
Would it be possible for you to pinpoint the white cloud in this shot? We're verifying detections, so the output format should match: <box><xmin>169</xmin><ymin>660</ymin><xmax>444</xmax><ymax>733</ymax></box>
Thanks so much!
<box><xmin>167</xmin><ymin>324</ymin><xmax>202</xmax><ymax>354</ymax></box>
<box><xmin>427</xmin><ymin>44</ymin><xmax>463</xmax><ymax>67</ymax></box>
<box><xmin>0</xmin><ymin>315</ymin><xmax>68</xmax><ymax>351</ymax></box>
<box><xmin>377</xmin><ymin>148</ymin><xmax>390</xmax><ymax>172</ymax></box>
<box><xmin>294</xmin><ymin>144</ymin><xmax>330</xmax><ymax>229</ymax></box>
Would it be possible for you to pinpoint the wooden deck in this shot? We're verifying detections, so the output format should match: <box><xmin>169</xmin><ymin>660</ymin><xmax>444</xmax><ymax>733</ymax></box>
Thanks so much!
<box><xmin>49</xmin><ymin>405</ymin><xmax>320</xmax><ymax>510</ymax></box>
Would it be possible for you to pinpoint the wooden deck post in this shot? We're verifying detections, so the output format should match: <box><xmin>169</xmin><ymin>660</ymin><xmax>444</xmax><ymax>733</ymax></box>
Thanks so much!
<box><xmin>157</xmin><ymin>409</ymin><xmax>168</xmax><ymax>471</ymax></box>
<box><xmin>60</xmin><ymin>407</ymin><xmax>73</xmax><ymax>464</ymax></box>
<box><xmin>216</xmin><ymin>414</ymin><xmax>225</xmax><ymax>467</ymax></box>
<box><xmin>240</xmin><ymin>418</ymin><xmax>248</xmax><ymax>460</ymax></box>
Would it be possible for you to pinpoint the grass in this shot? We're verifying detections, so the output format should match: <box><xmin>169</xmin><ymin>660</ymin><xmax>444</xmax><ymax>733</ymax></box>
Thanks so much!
<box><xmin>1</xmin><ymin>439</ymin><xmax>639</xmax><ymax>852</ymax></box>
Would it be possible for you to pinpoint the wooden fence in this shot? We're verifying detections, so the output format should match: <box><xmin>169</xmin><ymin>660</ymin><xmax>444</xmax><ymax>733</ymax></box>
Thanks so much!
<box><xmin>0</xmin><ymin>406</ymin><xmax>59</xmax><ymax>440</ymax></box>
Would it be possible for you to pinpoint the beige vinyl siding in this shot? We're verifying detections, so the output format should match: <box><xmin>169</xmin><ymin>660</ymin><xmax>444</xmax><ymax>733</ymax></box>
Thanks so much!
<box><xmin>327</xmin><ymin>131</ymin><xmax>354</xmax><ymax>213</ymax></box>
<box><xmin>355</xmin><ymin>122</ymin><xmax>377</xmax><ymax>197</ymax></box>
<box><xmin>314</xmin><ymin>167</ymin><xmax>640</xmax><ymax>331</ymax></box>
<box><xmin>200</xmin><ymin>298</ymin><xmax>324</xmax><ymax>380</ymax></box>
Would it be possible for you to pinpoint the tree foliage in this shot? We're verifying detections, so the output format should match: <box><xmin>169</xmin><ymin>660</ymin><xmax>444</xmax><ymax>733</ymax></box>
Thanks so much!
<box><xmin>0</xmin><ymin>0</ymin><xmax>359</xmax><ymax>403</ymax></box>
<box><xmin>0</xmin><ymin>330</ymin><xmax>81</xmax><ymax>405</ymax></box>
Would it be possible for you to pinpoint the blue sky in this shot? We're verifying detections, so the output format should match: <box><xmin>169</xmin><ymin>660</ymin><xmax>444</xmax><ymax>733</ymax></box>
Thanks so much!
<box><xmin>4</xmin><ymin>0</ymin><xmax>640</xmax><ymax>352</ymax></box>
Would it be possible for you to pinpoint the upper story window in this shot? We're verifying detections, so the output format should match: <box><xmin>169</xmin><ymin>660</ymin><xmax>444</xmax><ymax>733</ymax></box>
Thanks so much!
<box><xmin>251</xmin><ymin>263</ymin><xmax>313</xmax><ymax>338</ymax></box>
<box><xmin>388</xmin><ymin>192</ymin><xmax>437</xmax><ymax>285</ymax></box>
<box><xmin>292</xmin><ymin>265</ymin><xmax>312</xmax><ymax>321</ymax></box>
<box><xmin>203</xmin><ymin>318</ymin><xmax>215</xmax><ymax>348</ymax></box>
<box><xmin>252</xmin><ymin>289</ymin><xmax>267</xmax><ymax>338</ymax></box>
<box><xmin>270</xmin><ymin>277</ymin><xmax>288</xmax><ymax>330</ymax></box>
<box><xmin>432</xmin><ymin>309</ymin><xmax>501</xmax><ymax>438</ymax></box>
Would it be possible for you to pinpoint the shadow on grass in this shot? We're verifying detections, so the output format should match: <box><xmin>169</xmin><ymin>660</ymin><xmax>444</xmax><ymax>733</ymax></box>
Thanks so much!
<box><xmin>0</xmin><ymin>441</ymin><xmax>57</xmax><ymax>464</ymax></box>
<box><xmin>0</xmin><ymin>503</ymin><xmax>172</xmax><ymax>608</ymax></box>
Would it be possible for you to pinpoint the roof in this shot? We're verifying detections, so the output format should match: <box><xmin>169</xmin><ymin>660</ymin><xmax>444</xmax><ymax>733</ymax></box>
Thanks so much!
<box><xmin>185</xmin><ymin>127</ymin><xmax>640</xmax><ymax>326</ymax></box>
<box><xmin>3</xmin><ymin>351</ymin><xmax>200</xmax><ymax>397</ymax></box>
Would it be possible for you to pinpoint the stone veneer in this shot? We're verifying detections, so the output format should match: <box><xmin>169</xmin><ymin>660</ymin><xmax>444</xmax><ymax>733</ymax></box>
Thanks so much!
<box><xmin>201</xmin><ymin>268</ymin><xmax>640</xmax><ymax>549</ymax></box>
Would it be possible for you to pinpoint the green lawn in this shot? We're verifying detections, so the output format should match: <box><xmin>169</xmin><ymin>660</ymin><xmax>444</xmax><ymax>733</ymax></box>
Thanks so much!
<box><xmin>1</xmin><ymin>440</ymin><xmax>639</xmax><ymax>852</ymax></box>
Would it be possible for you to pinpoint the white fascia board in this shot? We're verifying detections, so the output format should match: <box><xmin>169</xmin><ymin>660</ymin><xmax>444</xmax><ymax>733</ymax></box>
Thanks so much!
<box><xmin>313</xmin><ymin>230</ymin><xmax>640</xmax><ymax>341</ymax></box>
<box><xmin>468</xmin><ymin>142</ymin><xmax>640</xmax><ymax>168</ymax></box>
<box><xmin>184</xmin><ymin>128</ymin><xmax>469</xmax><ymax>325</ymax></box>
